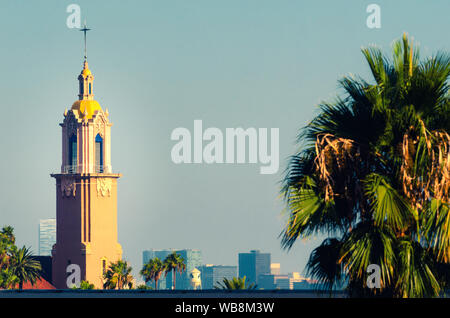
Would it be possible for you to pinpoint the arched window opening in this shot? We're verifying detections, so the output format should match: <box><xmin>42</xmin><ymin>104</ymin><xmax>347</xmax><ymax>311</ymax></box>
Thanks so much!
<box><xmin>89</xmin><ymin>83</ymin><xmax>92</xmax><ymax>95</ymax></box>
<box><xmin>95</xmin><ymin>134</ymin><xmax>103</xmax><ymax>173</ymax></box>
<box><xmin>68</xmin><ymin>134</ymin><xmax>77</xmax><ymax>172</ymax></box>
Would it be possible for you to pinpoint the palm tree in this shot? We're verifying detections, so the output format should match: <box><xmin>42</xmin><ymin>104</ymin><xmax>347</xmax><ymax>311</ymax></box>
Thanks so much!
<box><xmin>140</xmin><ymin>257</ymin><xmax>164</xmax><ymax>290</ymax></box>
<box><xmin>103</xmin><ymin>260</ymin><xmax>134</xmax><ymax>290</ymax></box>
<box><xmin>72</xmin><ymin>280</ymin><xmax>95</xmax><ymax>290</ymax></box>
<box><xmin>1</xmin><ymin>226</ymin><xmax>15</xmax><ymax>245</ymax></box>
<box><xmin>163</xmin><ymin>252</ymin><xmax>186</xmax><ymax>290</ymax></box>
<box><xmin>10</xmin><ymin>246</ymin><xmax>42</xmax><ymax>289</ymax></box>
<box><xmin>136</xmin><ymin>284</ymin><xmax>153</xmax><ymax>290</ymax></box>
<box><xmin>305</xmin><ymin>238</ymin><xmax>344</xmax><ymax>296</ymax></box>
<box><xmin>214</xmin><ymin>276</ymin><xmax>257</xmax><ymax>290</ymax></box>
<box><xmin>281</xmin><ymin>34</ymin><xmax>450</xmax><ymax>297</ymax></box>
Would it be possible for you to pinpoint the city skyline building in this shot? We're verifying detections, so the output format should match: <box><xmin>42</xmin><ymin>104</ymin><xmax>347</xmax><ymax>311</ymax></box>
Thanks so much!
<box><xmin>270</xmin><ymin>263</ymin><xmax>281</xmax><ymax>275</ymax></box>
<box><xmin>238</xmin><ymin>250</ymin><xmax>271</xmax><ymax>286</ymax></box>
<box><xmin>257</xmin><ymin>273</ymin><xmax>276</xmax><ymax>289</ymax></box>
<box><xmin>198</xmin><ymin>264</ymin><xmax>237</xmax><ymax>289</ymax></box>
<box><xmin>273</xmin><ymin>275</ymin><xmax>291</xmax><ymax>289</ymax></box>
<box><xmin>259</xmin><ymin>271</ymin><xmax>318</xmax><ymax>290</ymax></box>
<box><xmin>38</xmin><ymin>219</ymin><xmax>56</xmax><ymax>256</ymax></box>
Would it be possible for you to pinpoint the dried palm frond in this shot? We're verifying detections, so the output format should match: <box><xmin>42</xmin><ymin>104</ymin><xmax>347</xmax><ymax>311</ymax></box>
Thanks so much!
<box><xmin>401</xmin><ymin>125</ymin><xmax>450</xmax><ymax>210</ymax></box>
<box><xmin>314</xmin><ymin>133</ymin><xmax>356</xmax><ymax>201</ymax></box>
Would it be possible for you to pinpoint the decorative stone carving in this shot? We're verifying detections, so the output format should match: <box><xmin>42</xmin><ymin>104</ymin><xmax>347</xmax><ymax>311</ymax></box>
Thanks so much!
<box><xmin>97</xmin><ymin>178</ymin><xmax>112</xmax><ymax>197</ymax></box>
<box><xmin>94</xmin><ymin>112</ymin><xmax>107</xmax><ymax>138</ymax></box>
<box><xmin>66</xmin><ymin>118</ymin><xmax>78</xmax><ymax>138</ymax></box>
<box><xmin>61</xmin><ymin>177</ymin><xmax>76</xmax><ymax>197</ymax></box>
<box><xmin>95</xmin><ymin>120</ymin><xmax>104</xmax><ymax>138</ymax></box>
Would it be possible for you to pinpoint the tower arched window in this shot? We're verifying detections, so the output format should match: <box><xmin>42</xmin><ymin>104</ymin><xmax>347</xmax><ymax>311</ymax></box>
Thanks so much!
<box><xmin>89</xmin><ymin>83</ymin><xmax>92</xmax><ymax>95</ymax></box>
<box><xmin>95</xmin><ymin>134</ymin><xmax>103</xmax><ymax>173</ymax></box>
<box><xmin>69</xmin><ymin>134</ymin><xmax>77</xmax><ymax>172</ymax></box>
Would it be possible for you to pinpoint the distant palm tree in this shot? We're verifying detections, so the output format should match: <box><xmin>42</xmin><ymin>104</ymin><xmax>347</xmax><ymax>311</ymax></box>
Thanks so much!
<box><xmin>1</xmin><ymin>226</ymin><xmax>15</xmax><ymax>245</ymax></box>
<box><xmin>136</xmin><ymin>284</ymin><xmax>153</xmax><ymax>290</ymax></box>
<box><xmin>10</xmin><ymin>246</ymin><xmax>42</xmax><ymax>289</ymax></box>
<box><xmin>163</xmin><ymin>252</ymin><xmax>186</xmax><ymax>290</ymax></box>
<box><xmin>103</xmin><ymin>260</ymin><xmax>134</xmax><ymax>290</ymax></box>
<box><xmin>72</xmin><ymin>280</ymin><xmax>95</xmax><ymax>290</ymax></box>
<box><xmin>140</xmin><ymin>257</ymin><xmax>164</xmax><ymax>290</ymax></box>
<box><xmin>281</xmin><ymin>34</ymin><xmax>450</xmax><ymax>297</ymax></box>
<box><xmin>214</xmin><ymin>276</ymin><xmax>257</xmax><ymax>290</ymax></box>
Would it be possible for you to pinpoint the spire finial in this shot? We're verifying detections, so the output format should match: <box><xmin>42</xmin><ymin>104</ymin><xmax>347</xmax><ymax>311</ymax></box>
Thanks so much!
<box><xmin>80</xmin><ymin>20</ymin><xmax>91</xmax><ymax>61</ymax></box>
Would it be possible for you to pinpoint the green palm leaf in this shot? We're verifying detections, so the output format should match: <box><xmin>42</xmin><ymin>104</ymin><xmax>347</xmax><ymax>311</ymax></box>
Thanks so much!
<box><xmin>363</xmin><ymin>173</ymin><xmax>412</xmax><ymax>231</ymax></box>
<box><xmin>396</xmin><ymin>240</ymin><xmax>440</xmax><ymax>297</ymax></box>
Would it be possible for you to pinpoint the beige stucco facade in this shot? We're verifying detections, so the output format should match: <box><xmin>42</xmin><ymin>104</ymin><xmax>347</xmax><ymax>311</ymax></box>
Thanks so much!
<box><xmin>51</xmin><ymin>60</ymin><xmax>122</xmax><ymax>289</ymax></box>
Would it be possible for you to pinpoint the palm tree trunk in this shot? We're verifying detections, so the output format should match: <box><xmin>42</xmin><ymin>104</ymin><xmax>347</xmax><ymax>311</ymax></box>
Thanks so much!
<box><xmin>172</xmin><ymin>270</ymin><xmax>176</xmax><ymax>290</ymax></box>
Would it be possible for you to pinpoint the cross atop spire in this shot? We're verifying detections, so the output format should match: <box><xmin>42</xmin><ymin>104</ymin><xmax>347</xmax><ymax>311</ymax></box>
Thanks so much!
<box><xmin>78</xmin><ymin>21</ymin><xmax>94</xmax><ymax>101</ymax></box>
<box><xmin>80</xmin><ymin>21</ymin><xmax>91</xmax><ymax>61</ymax></box>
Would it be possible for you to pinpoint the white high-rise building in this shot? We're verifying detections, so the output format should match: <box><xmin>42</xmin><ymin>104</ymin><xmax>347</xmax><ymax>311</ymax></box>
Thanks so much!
<box><xmin>39</xmin><ymin>219</ymin><xmax>56</xmax><ymax>256</ymax></box>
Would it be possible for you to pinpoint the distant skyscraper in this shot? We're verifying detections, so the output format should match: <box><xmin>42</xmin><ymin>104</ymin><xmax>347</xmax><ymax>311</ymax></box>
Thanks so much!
<box><xmin>174</xmin><ymin>249</ymin><xmax>202</xmax><ymax>290</ymax></box>
<box><xmin>256</xmin><ymin>274</ymin><xmax>276</xmax><ymax>289</ymax></box>
<box><xmin>260</xmin><ymin>272</ymin><xmax>313</xmax><ymax>290</ymax></box>
<box><xmin>270</xmin><ymin>263</ymin><xmax>281</xmax><ymax>275</ymax></box>
<box><xmin>142</xmin><ymin>249</ymin><xmax>202</xmax><ymax>290</ymax></box>
<box><xmin>273</xmin><ymin>275</ymin><xmax>291</xmax><ymax>289</ymax></box>
<box><xmin>38</xmin><ymin>219</ymin><xmax>56</xmax><ymax>256</ymax></box>
<box><xmin>198</xmin><ymin>264</ymin><xmax>237</xmax><ymax>289</ymax></box>
<box><xmin>238</xmin><ymin>250</ymin><xmax>271</xmax><ymax>286</ymax></box>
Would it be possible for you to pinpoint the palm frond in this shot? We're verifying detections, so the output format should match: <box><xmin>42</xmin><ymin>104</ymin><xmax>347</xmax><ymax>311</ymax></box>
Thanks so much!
<box><xmin>305</xmin><ymin>238</ymin><xmax>343</xmax><ymax>292</ymax></box>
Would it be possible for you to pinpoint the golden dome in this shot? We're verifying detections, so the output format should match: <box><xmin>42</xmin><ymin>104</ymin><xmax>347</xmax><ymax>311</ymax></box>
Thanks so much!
<box><xmin>80</xmin><ymin>60</ymin><xmax>92</xmax><ymax>77</ymax></box>
<box><xmin>71</xmin><ymin>100</ymin><xmax>102</xmax><ymax>119</ymax></box>
<box><xmin>81</xmin><ymin>68</ymin><xmax>91</xmax><ymax>76</ymax></box>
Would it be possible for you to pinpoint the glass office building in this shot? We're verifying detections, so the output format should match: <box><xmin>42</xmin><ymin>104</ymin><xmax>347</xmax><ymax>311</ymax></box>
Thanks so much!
<box><xmin>38</xmin><ymin>219</ymin><xmax>56</xmax><ymax>256</ymax></box>
<box><xmin>238</xmin><ymin>250</ymin><xmax>271</xmax><ymax>286</ymax></box>
<box><xmin>198</xmin><ymin>265</ymin><xmax>237</xmax><ymax>289</ymax></box>
<box><xmin>177</xmin><ymin>249</ymin><xmax>202</xmax><ymax>290</ymax></box>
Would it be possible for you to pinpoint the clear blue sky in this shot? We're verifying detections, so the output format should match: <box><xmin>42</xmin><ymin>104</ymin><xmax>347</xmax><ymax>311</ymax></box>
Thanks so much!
<box><xmin>0</xmin><ymin>0</ymin><xmax>449</xmax><ymax>280</ymax></box>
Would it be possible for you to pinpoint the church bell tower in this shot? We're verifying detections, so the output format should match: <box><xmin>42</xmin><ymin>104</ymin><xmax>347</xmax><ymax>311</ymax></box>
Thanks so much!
<box><xmin>51</xmin><ymin>25</ymin><xmax>122</xmax><ymax>289</ymax></box>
